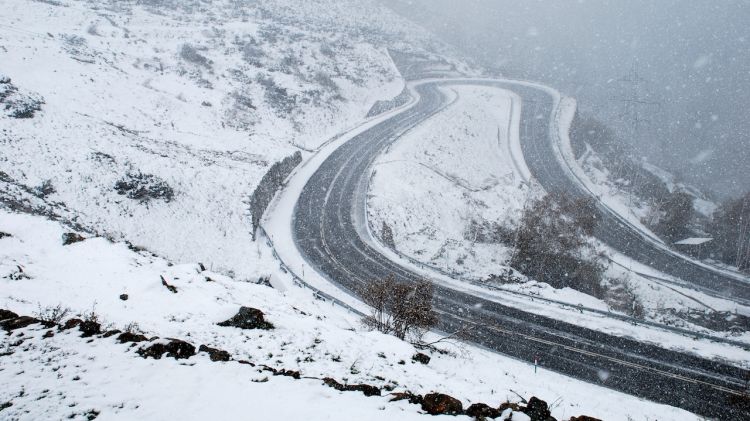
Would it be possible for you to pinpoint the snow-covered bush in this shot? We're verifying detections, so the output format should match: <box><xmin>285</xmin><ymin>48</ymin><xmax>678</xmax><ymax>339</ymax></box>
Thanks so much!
<box><xmin>114</xmin><ymin>172</ymin><xmax>174</xmax><ymax>204</ymax></box>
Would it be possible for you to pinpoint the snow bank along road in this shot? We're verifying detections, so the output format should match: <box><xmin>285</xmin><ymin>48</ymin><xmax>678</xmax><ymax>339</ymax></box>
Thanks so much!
<box><xmin>291</xmin><ymin>80</ymin><xmax>750</xmax><ymax>419</ymax></box>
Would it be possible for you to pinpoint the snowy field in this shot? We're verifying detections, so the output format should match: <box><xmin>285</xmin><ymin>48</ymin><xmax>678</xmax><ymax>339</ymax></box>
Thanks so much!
<box><xmin>369</xmin><ymin>85</ymin><xmax>533</xmax><ymax>279</ymax></box>
<box><xmin>0</xmin><ymin>0</ymin><xmax>429</xmax><ymax>278</ymax></box>
<box><xmin>0</xmin><ymin>210</ymin><xmax>703</xmax><ymax>420</ymax></box>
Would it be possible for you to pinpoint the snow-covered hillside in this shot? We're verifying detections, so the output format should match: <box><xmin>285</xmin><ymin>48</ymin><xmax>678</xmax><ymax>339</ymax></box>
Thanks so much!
<box><xmin>0</xmin><ymin>0</ymin><xmax>463</xmax><ymax>277</ymax></box>
<box><xmin>0</xmin><ymin>209</ymin><xmax>702</xmax><ymax>420</ymax></box>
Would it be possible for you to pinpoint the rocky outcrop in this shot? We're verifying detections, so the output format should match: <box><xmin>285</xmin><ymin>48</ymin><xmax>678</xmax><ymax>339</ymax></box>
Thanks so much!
<box><xmin>322</xmin><ymin>378</ymin><xmax>381</xmax><ymax>397</ymax></box>
<box><xmin>465</xmin><ymin>403</ymin><xmax>501</xmax><ymax>419</ymax></box>
<box><xmin>569</xmin><ymin>416</ymin><xmax>603</xmax><ymax>421</ymax></box>
<box><xmin>199</xmin><ymin>345</ymin><xmax>231</xmax><ymax>362</ymax></box>
<box><xmin>217</xmin><ymin>307</ymin><xmax>274</xmax><ymax>330</ymax></box>
<box><xmin>522</xmin><ymin>396</ymin><xmax>553</xmax><ymax>421</ymax></box>
<box><xmin>421</xmin><ymin>393</ymin><xmax>463</xmax><ymax>415</ymax></box>
<box><xmin>0</xmin><ymin>309</ymin><xmax>18</xmax><ymax>321</ymax></box>
<box><xmin>1</xmin><ymin>316</ymin><xmax>40</xmax><ymax>331</ymax></box>
<box><xmin>137</xmin><ymin>339</ymin><xmax>196</xmax><ymax>360</ymax></box>
<box><xmin>62</xmin><ymin>232</ymin><xmax>85</xmax><ymax>245</ymax></box>
<box><xmin>117</xmin><ymin>332</ymin><xmax>149</xmax><ymax>343</ymax></box>
<box><xmin>412</xmin><ymin>352</ymin><xmax>430</xmax><ymax>365</ymax></box>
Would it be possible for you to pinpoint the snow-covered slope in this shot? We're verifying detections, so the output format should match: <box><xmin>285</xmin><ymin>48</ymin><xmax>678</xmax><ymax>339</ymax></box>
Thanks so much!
<box><xmin>0</xmin><ymin>0</ymin><xmax>458</xmax><ymax>277</ymax></box>
<box><xmin>0</xmin><ymin>209</ymin><xmax>702</xmax><ymax>421</ymax></box>
<box><xmin>369</xmin><ymin>85</ymin><xmax>532</xmax><ymax>278</ymax></box>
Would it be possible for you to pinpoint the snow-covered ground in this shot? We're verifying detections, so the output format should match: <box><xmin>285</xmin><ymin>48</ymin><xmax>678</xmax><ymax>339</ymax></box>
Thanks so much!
<box><xmin>0</xmin><ymin>0</ymin><xmax>457</xmax><ymax>278</ymax></box>
<box><xmin>0</xmin><ymin>210</ymin><xmax>704</xmax><ymax>420</ymax></box>
<box><xmin>369</xmin><ymin>85</ymin><xmax>534</xmax><ymax>279</ymax></box>
<box><xmin>0</xmin><ymin>1</ymin><xmax>745</xmax><ymax>419</ymax></box>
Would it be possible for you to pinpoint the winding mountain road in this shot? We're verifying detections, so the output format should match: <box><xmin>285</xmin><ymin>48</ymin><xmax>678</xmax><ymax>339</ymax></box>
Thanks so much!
<box><xmin>290</xmin><ymin>79</ymin><xmax>750</xmax><ymax>419</ymax></box>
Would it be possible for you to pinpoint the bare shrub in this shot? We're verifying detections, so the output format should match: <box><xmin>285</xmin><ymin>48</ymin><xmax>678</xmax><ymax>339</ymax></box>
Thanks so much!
<box><xmin>114</xmin><ymin>171</ymin><xmax>174</xmax><ymax>203</ymax></box>
<box><xmin>360</xmin><ymin>276</ymin><xmax>437</xmax><ymax>341</ymax></box>
<box><xmin>35</xmin><ymin>304</ymin><xmax>71</xmax><ymax>324</ymax></box>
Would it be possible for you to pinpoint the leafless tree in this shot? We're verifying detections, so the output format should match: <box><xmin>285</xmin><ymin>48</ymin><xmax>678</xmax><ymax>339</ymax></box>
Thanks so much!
<box><xmin>360</xmin><ymin>276</ymin><xmax>437</xmax><ymax>341</ymax></box>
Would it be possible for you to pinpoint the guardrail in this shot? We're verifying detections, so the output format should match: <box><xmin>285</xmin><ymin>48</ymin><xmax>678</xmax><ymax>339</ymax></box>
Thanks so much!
<box><xmin>257</xmin><ymin>225</ymin><xmax>364</xmax><ymax>317</ymax></box>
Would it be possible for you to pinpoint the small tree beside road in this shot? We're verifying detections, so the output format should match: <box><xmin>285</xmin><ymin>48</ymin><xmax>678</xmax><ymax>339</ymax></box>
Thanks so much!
<box><xmin>360</xmin><ymin>276</ymin><xmax>437</xmax><ymax>341</ymax></box>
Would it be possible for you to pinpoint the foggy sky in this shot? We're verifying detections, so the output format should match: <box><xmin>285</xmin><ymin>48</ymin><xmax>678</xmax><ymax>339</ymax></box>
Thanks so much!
<box><xmin>384</xmin><ymin>0</ymin><xmax>750</xmax><ymax>198</ymax></box>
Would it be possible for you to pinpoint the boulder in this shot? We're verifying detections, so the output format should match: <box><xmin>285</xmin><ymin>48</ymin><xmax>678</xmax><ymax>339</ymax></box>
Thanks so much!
<box><xmin>199</xmin><ymin>344</ymin><xmax>231</xmax><ymax>362</ymax></box>
<box><xmin>523</xmin><ymin>396</ymin><xmax>552</xmax><ymax>421</ymax></box>
<box><xmin>1</xmin><ymin>316</ymin><xmax>40</xmax><ymax>331</ymax></box>
<box><xmin>119</xmin><ymin>294</ymin><xmax>129</xmax><ymax>301</ymax></box>
<box><xmin>323</xmin><ymin>377</ymin><xmax>345</xmax><ymax>391</ymax></box>
<box><xmin>466</xmin><ymin>403</ymin><xmax>501</xmax><ymax>419</ymax></box>
<box><xmin>117</xmin><ymin>332</ymin><xmax>149</xmax><ymax>343</ymax></box>
<box><xmin>321</xmin><ymin>378</ymin><xmax>380</xmax><ymax>396</ymax></box>
<box><xmin>346</xmin><ymin>384</ymin><xmax>381</xmax><ymax>397</ymax></box>
<box><xmin>61</xmin><ymin>318</ymin><xmax>83</xmax><ymax>330</ymax></box>
<box><xmin>79</xmin><ymin>320</ymin><xmax>101</xmax><ymax>337</ymax></box>
<box><xmin>102</xmin><ymin>330</ymin><xmax>122</xmax><ymax>338</ymax></box>
<box><xmin>62</xmin><ymin>232</ymin><xmax>85</xmax><ymax>245</ymax></box>
<box><xmin>412</xmin><ymin>352</ymin><xmax>431</xmax><ymax>365</ymax></box>
<box><xmin>0</xmin><ymin>309</ymin><xmax>18</xmax><ymax>321</ymax></box>
<box><xmin>570</xmin><ymin>417</ymin><xmax>602</xmax><ymax>421</ymax></box>
<box><xmin>217</xmin><ymin>307</ymin><xmax>273</xmax><ymax>330</ymax></box>
<box><xmin>137</xmin><ymin>338</ymin><xmax>196</xmax><ymax>360</ymax></box>
<box><xmin>421</xmin><ymin>393</ymin><xmax>463</xmax><ymax>415</ymax></box>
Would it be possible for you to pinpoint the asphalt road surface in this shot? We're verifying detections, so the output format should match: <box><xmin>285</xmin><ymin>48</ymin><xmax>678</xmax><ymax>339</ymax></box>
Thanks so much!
<box><xmin>292</xmin><ymin>80</ymin><xmax>750</xmax><ymax>419</ymax></box>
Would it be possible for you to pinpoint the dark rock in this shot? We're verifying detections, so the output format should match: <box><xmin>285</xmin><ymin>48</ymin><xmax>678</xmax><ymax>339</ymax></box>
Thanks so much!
<box><xmin>217</xmin><ymin>306</ymin><xmax>274</xmax><ymax>330</ymax></box>
<box><xmin>198</xmin><ymin>263</ymin><xmax>206</xmax><ymax>271</ymax></box>
<box><xmin>523</xmin><ymin>396</ymin><xmax>552</xmax><ymax>421</ymax></box>
<box><xmin>0</xmin><ymin>401</ymin><xmax>12</xmax><ymax>411</ymax></box>
<box><xmin>237</xmin><ymin>359</ymin><xmax>255</xmax><ymax>366</ymax></box>
<box><xmin>160</xmin><ymin>276</ymin><xmax>178</xmax><ymax>293</ymax></box>
<box><xmin>79</xmin><ymin>320</ymin><xmax>101</xmax><ymax>337</ymax></box>
<box><xmin>421</xmin><ymin>393</ymin><xmax>463</xmax><ymax>415</ymax></box>
<box><xmin>412</xmin><ymin>352</ymin><xmax>430</xmax><ymax>365</ymax></box>
<box><xmin>61</xmin><ymin>318</ymin><xmax>83</xmax><ymax>330</ymax></box>
<box><xmin>42</xmin><ymin>330</ymin><xmax>55</xmax><ymax>339</ymax></box>
<box><xmin>323</xmin><ymin>377</ymin><xmax>346</xmax><ymax>391</ymax></box>
<box><xmin>276</xmin><ymin>368</ymin><xmax>301</xmax><ymax>379</ymax></box>
<box><xmin>389</xmin><ymin>392</ymin><xmax>423</xmax><ymax>405</ymax></box>
<box><xmin>0</xmin><ymin>232</ymin><xmax>11</xmax><ymax>239</ymax></box>
<box><xmin>119</xmin><ymin>294</ymin><xmax>129</xmax><ymax>301</ymax></box>
<box><xmin>1</xmin><ymin>316</ymin><xmax>40</xmax><ymax>331</ymax></box>
<box><xmin>466</xmin><ymin>403</ymin><xmax>501</xmax><ymax>419</ymax></box>
<box><xmin>346</xmin><ymin>384</ymin><xmax>381</xmax><ymax>397</ymax></box>
<box><xmin>102</xmin><ymin>330</ymin><xmax>121</xmax><ymax>338</ymax></box>
<box><xmin>117</xmin><ymin>332</ymin><xmax>149</xmax><ymax>343</ymax></box>
<box><xmin>137</xmin><ymin>338</ymin><xmax>196</xmax><ymax>360</ymax></box>
<box><xmin>62</xmin><ymin>232</ymin><xmax>85</xmax><ymax>245</ymax></box>
<box><xmin>199</xmin><ymin>344</ymin><xmax>231</xmax><ymax>362</ymax></box>
<box><xmin>0</xmin><ymin>309</ymin><xmax>18</xmax><ymax>321</ymax></box>
<box><xmin>498</xmin><ymin>402</ymin><xmax>523</xmax><ymax>413</ymax></box>
<box><xmin>569</xmin><ymin>417</ymin><xmax>602</xmax><ymax>421</ymax></box>
<box><xmin>322</xmin><ymin>377</ymin><xmax>378</xmax><ymax>395</ymax></box>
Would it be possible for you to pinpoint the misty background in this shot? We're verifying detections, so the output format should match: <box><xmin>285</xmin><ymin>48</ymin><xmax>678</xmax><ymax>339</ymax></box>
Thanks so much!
<box><xmin>384</xmin><ymin>0</ymin><xmax>750</xmax><ymax>198</ymax></box>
